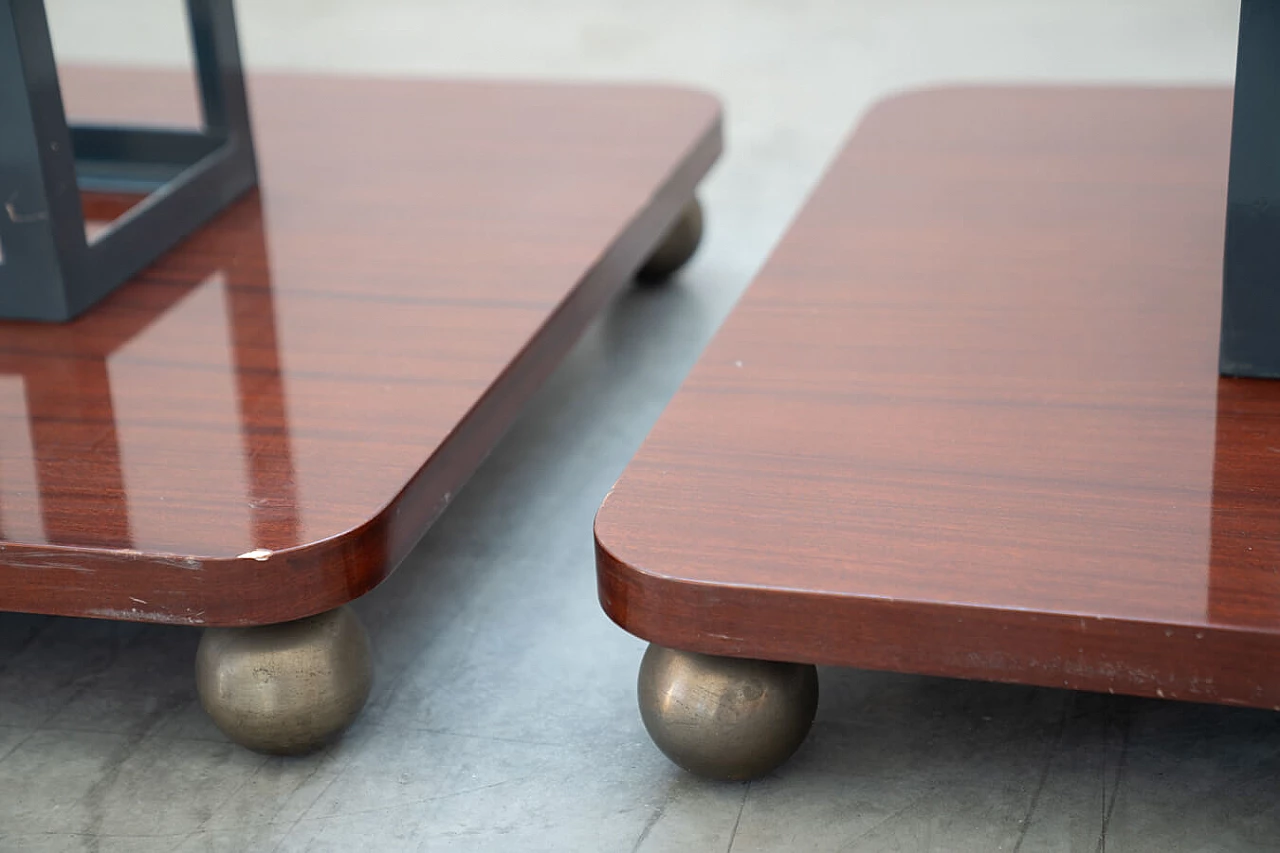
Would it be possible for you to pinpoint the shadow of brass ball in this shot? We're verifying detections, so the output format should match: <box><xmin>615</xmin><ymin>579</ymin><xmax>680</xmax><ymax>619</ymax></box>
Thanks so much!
<box><xmin>637</xmin><ymin>198</ymin><xmax>704</xmax><ymax>282</ymax></box>
<box><xmin>638</xmin><ymin>644</ymin><xmax>818</xmax><ymax>781</ymax></box>
<box><xmin>196</xmin><ymin>606</ymin><xmax>372</xmax><ymax>755</ymax></box>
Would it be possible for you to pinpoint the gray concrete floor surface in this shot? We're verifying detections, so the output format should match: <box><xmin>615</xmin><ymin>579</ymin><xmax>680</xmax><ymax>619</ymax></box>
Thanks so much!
<box><xmin>2</xmin><ymin>1</ymin><xmax>1271</xmax><ymax>850</ymax></box>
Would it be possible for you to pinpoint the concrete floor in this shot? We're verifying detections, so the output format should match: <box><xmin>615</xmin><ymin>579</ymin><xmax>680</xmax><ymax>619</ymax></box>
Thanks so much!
<box><xmin>2</xmin><ymin>1</ymin><xmax>1271</xmax><ymax>850</ymax></box>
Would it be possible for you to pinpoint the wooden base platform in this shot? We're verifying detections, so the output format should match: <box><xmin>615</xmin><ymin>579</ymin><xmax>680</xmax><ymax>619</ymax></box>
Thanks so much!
<box><xmin>0</xmin><ymin>69</ymin><xmax>721</xmax><ymax>628</ymax></box>
<box><xmin>596</xmin><ymin>86</ymin><xmax>1280</xmax><ymax>719</ymax></box>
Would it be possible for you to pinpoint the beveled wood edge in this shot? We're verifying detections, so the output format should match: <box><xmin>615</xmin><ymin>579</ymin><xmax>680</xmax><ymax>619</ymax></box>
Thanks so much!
<box><xmin>0</xmin><ymin>90</ymin><xmax>723</xmax><ymax>628</ymax></box>
<box><xmin>594</xmin><ymin>534</ymin><xmax>1280</xmax><ymax>711</ymax></box>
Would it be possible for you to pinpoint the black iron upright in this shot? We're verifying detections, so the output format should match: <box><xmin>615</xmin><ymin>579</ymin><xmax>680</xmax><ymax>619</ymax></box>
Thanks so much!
<box><xmin>1221</xmin><ymin>0</ymin><xmax>1280</xmax><ymax>377</ymax></box>
<box><xmin>0</xmin><ymin>0</ymin><xmax>257</xmax><ymax>321</ymax></box>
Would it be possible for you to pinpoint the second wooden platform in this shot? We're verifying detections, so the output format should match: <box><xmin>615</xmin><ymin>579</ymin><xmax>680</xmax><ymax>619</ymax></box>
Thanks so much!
<box><xmin>596</xmin><ymin>87</ymin><xmax>1280</xmax><ymax>711</ymax></box>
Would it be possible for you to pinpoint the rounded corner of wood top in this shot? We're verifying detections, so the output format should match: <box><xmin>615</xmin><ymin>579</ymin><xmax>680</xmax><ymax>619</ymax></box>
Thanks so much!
<box><xmin>687</xmin><ymin>86</ymin><xmax>726</xmax><ymax>120</ymax></box>
<box><xmin>867</xmin><ymin>82</ymin><xmax>982</xmax><ymax>107</ymax></box>
<box><xmin>635</xmin><ymin>83</ymin><xmax>725</xmax><ymax>143</ymax></box>
<box><xmin>592</xmin><ymin>517</ymin><xmax>628</xmax><ymax>587</ymax></box>
<box><xmin>645</xmin><ymin>81</ymin><xmax>723</xmax><ymax>111</ymax></box>
<box><xmin>853</xmin><ymin>83</ymin><xmax>997</xmax><ymax>129</ymax></box>
<box><xmin>593</xmin><ymin>507</ymin><xmax>710</xmax><ymax>652</ymax></box>
<box><xmin>593</xmin><ymin>515</ymin><xmax>648</xmax><ymax>629</ymax></box>
<box><xmin>592</xmin><ymin>496</ymin><xmax>642</xmax><ymax>576</ymax></box>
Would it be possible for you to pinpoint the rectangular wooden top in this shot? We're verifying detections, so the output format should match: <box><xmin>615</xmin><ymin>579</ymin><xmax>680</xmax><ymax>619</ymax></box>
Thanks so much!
<box><xmin>595</xmin><ymin>87</ymin><xmax>1280</xmax><ymax>709</ymax></box>
<box><xmin>0</xmin><ymin>69</ymin><xmax>720</xmax><ymax>625</ymax></box>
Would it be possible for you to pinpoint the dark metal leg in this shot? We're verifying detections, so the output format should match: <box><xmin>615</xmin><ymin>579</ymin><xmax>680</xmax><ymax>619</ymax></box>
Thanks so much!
<box><xmin>0</xmin><ymin>0</ymin><xmax>257</xmax><ymax>322</ymax></box>
<box><xmin>188</xmin><ymin>0</ymin><xmax>255</xmax><ymax>139</ymax></box>
<box><xmin>0</xmin><ymin>0</ymin><xmax>87</xmax><ymax>320</ymax></box>
<box><xmin>1220</xmin><ymin>0</ymin><xmax>1280</xmax><ymax>378</ymax></box>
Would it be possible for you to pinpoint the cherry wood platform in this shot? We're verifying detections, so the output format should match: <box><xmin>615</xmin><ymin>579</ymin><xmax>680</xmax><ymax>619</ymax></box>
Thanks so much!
<box><xmin>595</xmin><ymin>86</ymin><xmax>1280</xmax><ymax>711</ymax></box>
<box><xmin>0</xmin><ymin>68</ymin><xmax>720</xmax><ymax>627</ymax></box>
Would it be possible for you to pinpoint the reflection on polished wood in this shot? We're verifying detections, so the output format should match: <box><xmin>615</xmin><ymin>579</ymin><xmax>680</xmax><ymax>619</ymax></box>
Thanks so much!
<box><xmin>0</xmin><ymin>69</ymin><xmax>721</xmax><ymax>626</ymax></box>
<box><xmin>596</xmin><ymin>87</ymin><xmax>1280</xmax><ymax>710</ymax></box>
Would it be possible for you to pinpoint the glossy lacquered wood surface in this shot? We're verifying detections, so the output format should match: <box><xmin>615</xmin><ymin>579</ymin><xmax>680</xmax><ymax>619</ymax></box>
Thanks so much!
<box><xmin>595</xmin><ymin>87</ymin><xmax>1280</xmax><ymax>710</ymax></box>
<box><xmin>0</xmin><ymin>68</ymin><xmax>721</xmax><ymax>626</ymax></box>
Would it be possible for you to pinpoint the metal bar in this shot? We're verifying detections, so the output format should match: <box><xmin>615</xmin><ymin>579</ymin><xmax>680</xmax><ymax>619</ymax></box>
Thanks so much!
<box><xmin>75</xmin><ymin>142</ymin><xmax>256</xmax><ymax>315</ymax></box>
<box><xmin>0</xmin><ymin>0</ymin><xmax>87</xmax><ymax>319</ymax></box>
<box><xmin>71</xmin><ymin>126</ymin><xmax>222</xmax><ymax>166</ymax></box>
<box><xmin>188</xmin><ymin>0</ymin><xmax>255</xmax><ymax>142</ymax></box>
<box><xmin>72</xmin><ymin>127</ymin><xmax>223</xmax><ymax>192</ymax></box>
<box><xmin>0</xmin><ymin>3</ymin><xmax>43</xmax><ymax>274</ymax></box>
<box><xmin>1220</xmin><ymin>0</ymin><xmax>1280</xmax><ymax>377</ymax></box>
<box><xmin>75</xmin><ymin>161</ymin><xmax>191</xmax><ymax>194</ymax></box>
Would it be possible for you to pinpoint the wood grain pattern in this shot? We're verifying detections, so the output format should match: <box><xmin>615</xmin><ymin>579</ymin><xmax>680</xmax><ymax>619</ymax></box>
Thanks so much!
<box><xmin>0</xmin><ymin>68</ymin><xmax>721</xmax><ymax>626</ymax></box>
<box><xmin>595</xmin><ymin>87</ymin><xmax>1280</xmax><ymax>710</ymax></box>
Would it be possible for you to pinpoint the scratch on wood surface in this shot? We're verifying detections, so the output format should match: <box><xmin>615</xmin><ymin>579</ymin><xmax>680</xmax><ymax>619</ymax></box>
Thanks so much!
<box><xmin>85</xmin><ymin>606</ymin><xmax>207</xmax><ymax>625</ymax></box>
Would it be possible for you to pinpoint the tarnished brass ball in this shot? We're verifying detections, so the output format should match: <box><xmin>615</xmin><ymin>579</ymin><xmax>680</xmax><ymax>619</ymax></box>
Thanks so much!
<box><xmin>637</xmin><ymin>644</ymin><xmax>818</xmax><ymax>781</ymax></box>
<box><xmin>637</xmin><ymin>198</ymin><xmax>704</xmax><ymax>282</ymax></box>
<box><xmin>195</xmin><ymin>606</ymin><xmax>373</xmax><ymax>755</ymax></box>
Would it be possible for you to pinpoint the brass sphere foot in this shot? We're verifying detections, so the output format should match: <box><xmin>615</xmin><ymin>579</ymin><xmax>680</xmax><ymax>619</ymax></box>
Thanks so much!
<box><xmin>637</xmin><ymin>644</ymin><xmax>818</xmax><ymax>781</ymax></box>
<box><xmin>196</xmin><ymin>606</ymin><xmax>373</xmax><ymax>755</ymax></box>
<box><xmin>637</xmin><ymin>198</ymin><xmax>704</xmax><ymax>282</ymax></box>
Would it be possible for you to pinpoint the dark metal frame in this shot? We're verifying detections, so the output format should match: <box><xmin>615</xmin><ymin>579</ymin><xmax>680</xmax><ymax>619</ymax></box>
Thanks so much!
<box><xmin>0</xmin><ymin>0</ymin><xmax>257</xmax><ymax>321</ymax></box>
<box><xmin>1221</xmin><ymin>0</ymin><xmax>1280</xmax><ymax>378</ymax></box>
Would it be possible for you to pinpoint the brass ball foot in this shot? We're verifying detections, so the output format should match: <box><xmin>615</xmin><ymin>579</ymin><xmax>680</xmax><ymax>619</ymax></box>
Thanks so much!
<box><xmin>637</xmin><ymin>198</ymin><xmax>704</xmax><ymax>282</ymax></box>
<box><xmin>637</xmin><ymin>644</ymin><xmax>818</xmax><ymax>781</ymax></box>
<box><xmin>196</xmin><ymin>606</ymin><xmax>373</xmax><ymax>755</ymax></box>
